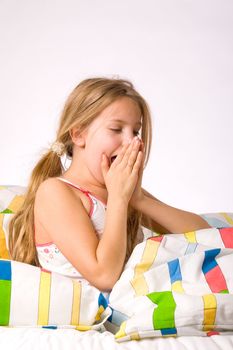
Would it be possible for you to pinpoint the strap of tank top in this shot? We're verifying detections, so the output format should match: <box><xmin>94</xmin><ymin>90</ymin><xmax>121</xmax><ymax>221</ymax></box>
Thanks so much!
<box><xmin>56</xmin><ymin>177</ymin><xmax>94</xmax><ymax>216</ymax></box>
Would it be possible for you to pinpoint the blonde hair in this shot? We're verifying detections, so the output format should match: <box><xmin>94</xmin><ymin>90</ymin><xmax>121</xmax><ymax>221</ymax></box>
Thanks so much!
<box><xmin>9</xmin><ymin>77</ymin><xmax>153</xmax><ymax>266</ymax></box>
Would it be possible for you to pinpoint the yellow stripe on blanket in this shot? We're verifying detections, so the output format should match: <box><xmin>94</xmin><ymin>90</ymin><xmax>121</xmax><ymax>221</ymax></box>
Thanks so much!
<box><xmin>184</xmin><ymin>231</ymin><xmax>197</xmax><ymax>243</ymax></box>
<box><xmin>221</xmin><ymin>212</ymin><xmax>233</xmax><ymax>226</ymax></box>
<box><xmin>76</xmin><ymin>325</ymin><xmax>91</xmax><ymax>331</ymax></box>
<box><xmin>38</xmin><ymin>270</ymin><xmax>51</xmax><ymax>325</ymax></box>
<box><xmin>71</xmin><ymin>280</ymin><xmax>81</xmax><ymax>325</ymax></box>
<box><xmin>115</xmin><ymin>321</ymin><xmax>127</xmax><ymax>340</ymax></box>
<box><xmin>172</xmin><ymin>281</ymin><xmax>184</xmax><ymax>293</ymax></box>
<box><xmin>131</xmin><ymin>240</ymin><xmax>160</xmax><ymax>296</ymax></box>
<box><xmin>95</xmin><ymin>305</ymin><xmax>105</xmax><ymax>322</ymax></box>
<box><xmin>130</xmin><ymin>332</ymin><xmax>141</xmax><ymax>340</ymax></box>
<box><xmin>202</xmin><ymin>294</ymin><xmax>217</xmax><ymax>332</ymax></box>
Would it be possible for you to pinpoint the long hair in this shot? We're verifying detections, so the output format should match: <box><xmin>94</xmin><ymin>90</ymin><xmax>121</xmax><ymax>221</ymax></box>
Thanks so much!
<box><xmin>8</xmin><ymin>77</ymin><xmax>153</xmax><ymax>266</ymax></box>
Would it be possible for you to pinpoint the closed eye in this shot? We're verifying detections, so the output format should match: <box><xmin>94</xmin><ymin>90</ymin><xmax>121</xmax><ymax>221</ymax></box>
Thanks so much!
<box><xmin>110</xmin><ymin>129</ymin><xmax>140</xmax><ymax>136</ymax></box>
<box><xmin>110</xmin><ymin>129</ymin><xmax>122</xmax><ymax>133</ymax></box>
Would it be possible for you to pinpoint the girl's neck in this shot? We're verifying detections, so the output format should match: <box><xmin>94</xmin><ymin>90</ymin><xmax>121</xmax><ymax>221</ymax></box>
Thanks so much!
<box><xmin>61</xmin><ymin>170</ymin><xmax>108</xmax><ymax>204</ymax></box>
<box><xmin>61</xmin><ymin>151</ymin><xmax>108</xmax><ymax>203</ymax></box>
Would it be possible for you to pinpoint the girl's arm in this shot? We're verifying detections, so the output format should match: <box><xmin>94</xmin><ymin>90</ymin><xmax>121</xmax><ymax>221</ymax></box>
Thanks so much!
<box><xmin>35</xmin><ymin>139</ymin><xmax>142</xmax><ymax>292</ymax></box>
<box><xmin>130</xmin><ymin>142</ymin><xmax>211</xmax><ymax>234</ymax></box>
<box><xmin>36</xmin><ymin>179</ymin><xmax>129</xmax><ymax>292</ymax></box>
<box><xmin>138</xmin><ymin>188</ymin><xmax>211</xmax><ymax>234</ymax></box>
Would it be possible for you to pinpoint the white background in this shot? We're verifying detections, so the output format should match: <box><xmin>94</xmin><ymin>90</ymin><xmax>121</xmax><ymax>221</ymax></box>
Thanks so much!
<box><xmin>0</xmin><ymin>0</ymin><xmax>232</xmax><ymax>213</ymax></box>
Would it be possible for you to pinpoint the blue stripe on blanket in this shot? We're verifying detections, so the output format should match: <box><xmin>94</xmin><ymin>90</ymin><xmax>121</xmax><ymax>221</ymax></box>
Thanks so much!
<box><xmin>168</xmin><ymin>259</ymin><xmax>182</xmax><ymax>284</ymax></box>
<box><xmin>161</xmin><ymin>327</ymin><xmax>177</xmax><ymax>336</ymax></box>
<box><xmin>202</xmin><ymin>249</ymin><xmax>221</xmax><ymax>274</ymax></box>
<box><xmin>0</xmin><ymin>260</ymin><xmax>11</xmax><ymax>280</ymax></box>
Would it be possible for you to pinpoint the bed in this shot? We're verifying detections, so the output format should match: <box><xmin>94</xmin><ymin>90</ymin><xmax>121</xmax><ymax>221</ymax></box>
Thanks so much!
<box><xmin>1</xmin><ymin>185</ymin><xmax>233</xmax><ymax>350</ymax></box>
<box><xmin>1</xmin><ymin>326</ymin><xmax>233</xmax><ymax>350</ymax></box>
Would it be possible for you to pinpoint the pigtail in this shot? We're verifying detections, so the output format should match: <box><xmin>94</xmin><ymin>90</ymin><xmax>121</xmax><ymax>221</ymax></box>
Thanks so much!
<box><xmin>8</xmin><ymin>150</ymin><xmax>63</xmax><ymax>266</ymax></box>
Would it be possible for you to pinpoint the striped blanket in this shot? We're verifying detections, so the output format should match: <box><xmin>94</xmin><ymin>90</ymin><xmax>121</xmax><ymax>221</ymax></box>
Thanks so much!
<box><xmin>108</xmin><ymin>226</ymin><xmax>233</xmax><ymax>342</ymax></box>
<box><xmin>1</xmin><ymin>185</ymin><xmax>233</xmax><ymax>340</ymax></box>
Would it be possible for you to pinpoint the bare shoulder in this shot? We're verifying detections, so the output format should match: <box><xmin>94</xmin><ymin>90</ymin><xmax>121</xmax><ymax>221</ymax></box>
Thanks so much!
<box><xmin>35</xmin><ymin>177</ymin><xmax>83</xmax><ymax>213</ymax></box>
<box><xmin>34</xmin><ymin>176</ymin><xmax>94</xmax><ymax>239</ymax></box>
<box><xmin>37</xmin><ymin>177</ymin><xmax>69</xmax><ymax>194</ymax></box>
<box><xmin>36</xmin><ymin>177</ymin><xmax>79</xmax><ymax>199</ymax></box>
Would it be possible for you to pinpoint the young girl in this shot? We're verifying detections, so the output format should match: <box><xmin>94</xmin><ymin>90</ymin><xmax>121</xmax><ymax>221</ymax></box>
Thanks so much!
<box><xmin>9</xmin><ymin>77</ymin><xmax>210</xmax><ymax>292</ymax></box>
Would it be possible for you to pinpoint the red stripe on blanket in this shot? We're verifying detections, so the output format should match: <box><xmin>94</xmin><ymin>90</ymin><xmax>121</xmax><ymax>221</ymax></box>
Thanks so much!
<box><xmin>149</xmin><ymin>236</ymin><xmax>164</xmax><ymax>242</ymax></box>
<box><xmin>40</xmin><ymin>268</ymin><xmax>51</xmax><ymax>274</ymax></box>
<box><xmin>219</xmin><ymin>228</ymin><xmax>233</xmax><ymax>248</ymax></box>
<box><xmin>207</xmin><ymin>331</ymin><xmax>220</xmax><ymax>336</ymax></box>
<box><xmin>205</xmin><ymin>265</ymin><xmax>228</xmax><ymax>293</ymax></box>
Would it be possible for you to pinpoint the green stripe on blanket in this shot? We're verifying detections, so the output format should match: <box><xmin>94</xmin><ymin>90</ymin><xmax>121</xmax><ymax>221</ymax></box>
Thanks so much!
<box><xmin>0</xmin><ymin>260</ymin><xmax>11</xmax><ymax>325</ymax></box>
<box><xmin>147</xmin><ymin>291</ymin><xmax>176</xmax><ymax>330</ymax></box>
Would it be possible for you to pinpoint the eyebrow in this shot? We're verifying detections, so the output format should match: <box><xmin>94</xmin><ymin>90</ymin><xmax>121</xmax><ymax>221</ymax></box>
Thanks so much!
<box><xmin>108</xmin><ymin>119</ymin><xmax>142</xmax><ymax>126</ymax></box>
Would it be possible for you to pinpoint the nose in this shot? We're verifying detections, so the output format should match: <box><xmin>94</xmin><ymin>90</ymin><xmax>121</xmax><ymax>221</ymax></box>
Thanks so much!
<box><xmin>122</xmin><ymin>134</ymin><xmax>134</xmax><ymax>146</ymax></box>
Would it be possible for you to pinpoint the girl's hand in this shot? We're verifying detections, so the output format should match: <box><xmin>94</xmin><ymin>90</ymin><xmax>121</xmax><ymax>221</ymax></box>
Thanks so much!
<box><xmin>129</xmin><ymin>140</ymin><xmax>146</xmax><ymax>209</ymax></box>
<box><xmin>101</xmin><ymin>137</ymin><xmax>143</xmax><ymax>204</ymax></box>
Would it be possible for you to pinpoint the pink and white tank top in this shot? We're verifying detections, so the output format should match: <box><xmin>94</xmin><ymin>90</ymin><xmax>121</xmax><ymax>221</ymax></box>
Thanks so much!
<box><xmin>36</xmin><ymin>177</ymin><xmax>107</xmax><ymax>283</ymax></box>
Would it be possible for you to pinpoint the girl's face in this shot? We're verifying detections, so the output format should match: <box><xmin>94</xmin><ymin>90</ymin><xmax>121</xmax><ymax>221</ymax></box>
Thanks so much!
<box><xmin>77</xmin><ymin>97</ymin><xmax>142</xmax><ymax>185</ymax></box>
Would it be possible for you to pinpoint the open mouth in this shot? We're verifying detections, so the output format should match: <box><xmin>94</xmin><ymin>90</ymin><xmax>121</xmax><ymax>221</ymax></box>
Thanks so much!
<box><xmin>110</xmin><ymin>155</ymin><xmax>117</xmax><ymax>164</ymax></box>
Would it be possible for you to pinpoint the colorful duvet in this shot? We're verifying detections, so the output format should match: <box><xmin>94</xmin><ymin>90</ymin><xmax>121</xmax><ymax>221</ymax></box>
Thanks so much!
<box><xmin>1</xmin><ymin>185</ymin><xmax>233</xmax><ymax>342</ymax></box>
<box><xmin>108</xmin><ymin>226</ymin><xmax>233</xmax><ymax>342</ymax></box>
<box><xmin>0</xmin><ymin>226</ymin><xmax>233</xmax><ymax>342</ymax></box>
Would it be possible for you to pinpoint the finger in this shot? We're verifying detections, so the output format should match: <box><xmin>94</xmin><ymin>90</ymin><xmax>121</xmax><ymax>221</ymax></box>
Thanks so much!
<box><xmin>118</xmin><ymin>137</ymin><xmax>137</xmax><ymax>167</ymax></box>
<box><xmin>124</xmin><ymin>138</ymin><xmax>141</xmax><ymax>168</ymax></box>
<box><xmin>138</xmin><ymin>143</ymin><xmax>145</xmax><ymax>175</ymax></box>
<box><xmin>131</xmin><ymin>150</ymin><xmax>143</xmax><ymax>174</ymax></box>
<box><xmin>111</xmin><ymin>142</ymin><xmax>130</xmax><ymax>167</ymax></box>
<box><xmin>139</xmin><ymin>140</ymin><xmax>144</xmax><ymax>152</ymax></box>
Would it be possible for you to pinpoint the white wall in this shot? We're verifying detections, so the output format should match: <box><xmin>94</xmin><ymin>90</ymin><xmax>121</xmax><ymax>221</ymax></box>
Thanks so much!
<box><xmin>0</xmin><ymin>0</ymin><xmax>232</xmax><ymax>213</ymax></box>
